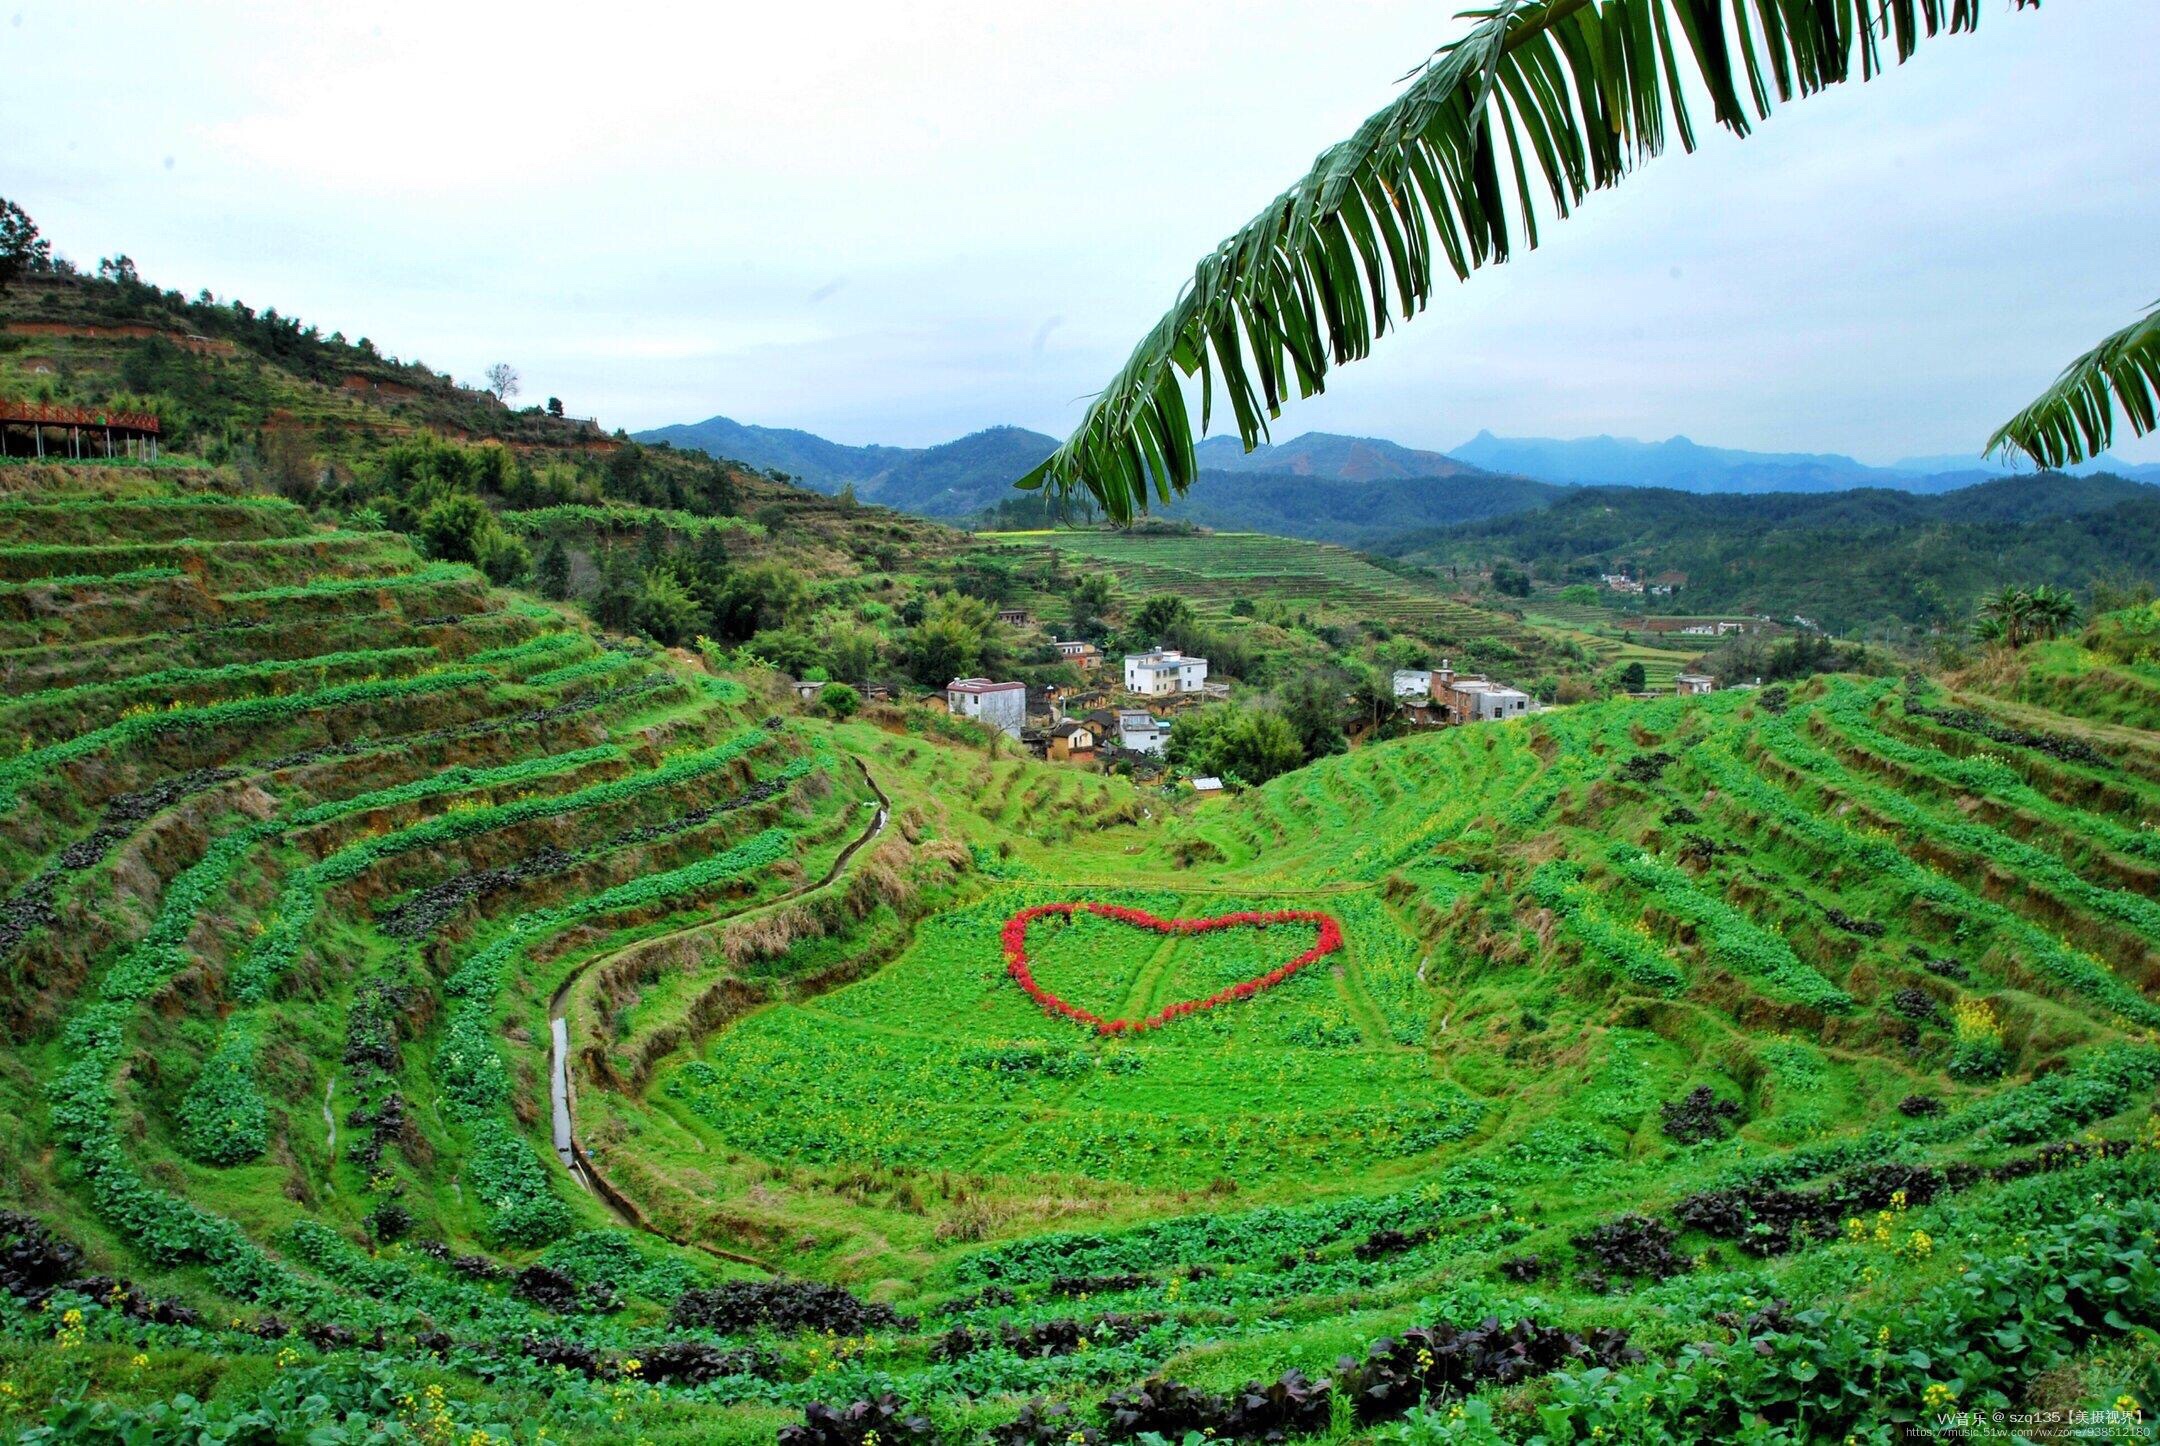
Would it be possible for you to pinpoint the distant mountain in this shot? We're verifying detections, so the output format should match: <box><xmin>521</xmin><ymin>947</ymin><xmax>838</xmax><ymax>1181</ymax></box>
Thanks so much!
<box><xmin>631</xmin><ymin>415</ymin><xmax>916</xmax><ymax>494</ymax></box>
<box><xmin>1449</xmin><ymin>430</ymin><xmax>2160</xmax><ymax>493</ymax></box>
<box><xmin>636</xmin><ymin>415</ymin><xmax>1057</xmax><ymax>516</ymax></box>
<box><xmin>867</xmin><ymin>427</ymin><xmax>1062</xmax><ymax>516</ymax></box>
<box><xmin>1193</xmin><ymin>431</ymin><xmax>1481</xmax><ymax>482</ymax></box>
<box><xmin>1146</xmin><ymin>467</ymin><xmax>1564</xmax><ymax>544</ymax></box>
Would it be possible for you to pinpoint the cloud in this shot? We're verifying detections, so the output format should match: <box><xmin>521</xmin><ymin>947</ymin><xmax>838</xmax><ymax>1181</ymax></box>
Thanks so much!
<box><xmin>3</xmin><ymin>1</ymin><xmax>2154</xmax><ymax>462</ymax></box>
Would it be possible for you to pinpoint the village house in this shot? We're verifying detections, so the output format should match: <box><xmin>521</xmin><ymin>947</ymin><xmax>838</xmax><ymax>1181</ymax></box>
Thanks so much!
<box><xmin>1391</xmin><ymin>668</ymin><xmax>1434</xmax><ymax>700</ymax></box>
<box><xmin>1648</xmin><ymin>570</ymin><xmax>1688</xmax><ymax>597</ymax></box>
<box><xmin>1190</xmin><ymin>776</ymin><xmax>1225</xmax><ymax>795</ymax></box>
<box><xmin>1638</xmin><ymin>617</ymin><xmax>1756</xmax><ymax>638</ymax></box>
<box><xmin>1676</xmin><ymin>673</ymin><xmax>1716</xmax><ymax>696</ymax></box>
<box><xmin>1047</xmin><ymin>719</ymin><xmax>1098</xmax><ymax>761</ymax></box>
<box><xmin>1415</xmin><ymin>660</ymin><xmax>1536</xmax><ymax>724</ymax></box>
<box><xmin>1054</xmin><ymin>638</ymin><xmax>1103</xmax><ymax>670</ymax></box>
<box><xmin>1600</xmin><ymin>572</ymin><xmax>1644</xmax><ymax>594</ymax></box>
<box><xmin>995</xmin><ymin>608</ymin><xmax>1030</xmax><ymax>627</ymax></box>
<box><xmin>944</xmin><ymin>677</ymin><xmax>1026</xmax><ymax>739</ymax></box>
<box><xmin>1123</xmin><ymin>646</ymin><xmax>1209</xmax><ymax>696</ymax></box>
<box><xmin>1115</xmin><ymin>708</ymin><xmax>1172</xmax><ymax>755</ymax></box>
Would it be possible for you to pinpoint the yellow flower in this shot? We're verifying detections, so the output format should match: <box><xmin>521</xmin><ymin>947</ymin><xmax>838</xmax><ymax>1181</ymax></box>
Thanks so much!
<box><xmin>130</xmin><ymin>1353</ymin><xmax>150</xmax><ymax>1370</ymax></box>
<box><xmin>1923</xmin><ymin>1382</ymin><xmax>1955</xmax><ymax>1410</ymax></box>
<box><xmin>1877</xmin><ymin>1325</ymin><xmax>1892</xmax><ymax>1345</ymax></box>
<box><xmin>2117</xmin><ymin>1395</ymin><xmax>2141</xmax><ymax>1416</ymax></box>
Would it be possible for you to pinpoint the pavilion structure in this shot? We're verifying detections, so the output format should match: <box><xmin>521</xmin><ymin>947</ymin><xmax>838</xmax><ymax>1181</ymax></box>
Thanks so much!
<box><xmin>0</xmin><ymin>400</ymin><xmax>161</xmax><ymax>461</ymax></box>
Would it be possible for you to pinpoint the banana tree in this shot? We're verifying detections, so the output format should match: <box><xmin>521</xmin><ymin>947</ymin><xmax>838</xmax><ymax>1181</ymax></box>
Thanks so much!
<box><xmin>1021</xmin><ymin>0</ymin><xmax>2032</xmax><ymax>521</ymax></box>
<box><xmin>1988</xmin><ymin>302</ymin><xmax>2160</xmax><ymax>468</ymax></box>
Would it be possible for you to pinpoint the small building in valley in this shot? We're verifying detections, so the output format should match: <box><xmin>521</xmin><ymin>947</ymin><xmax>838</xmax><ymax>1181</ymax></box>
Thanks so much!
<box><xmin>996</xmin><ymin>608</ymin><xmax>1031</xmax><ymax>627</ymax></box>
<box><xmin>1116</xmin><ymin>709</ymin><xmax>1172</xmax><ymax>755</ymax></box>
<box><xmin>1676</xmin><ymin>673</ymin><xmax>1716</xmax><ymax>696</ymax></box>
<box><xmin>945</xmin><ymin>677</ymin><xmax>1026</xmax><ymax>739</ymax></box>
<box><xmin>1055</xmin><ymin>639</ymin><xmax>1103</xmax><ymax>670</ymax></box>
<box><xmin>1123</xmin><ymin>647</ymin><xmax>1208</xmax><ymax>696</ymax></box>
<box><xmin>1392</xmin><ymin>668</ymin><xmax>1434</xmax><ymax>700</ymax></box>
<box><xmin>1047</xmin><ymin>719</ymin><xmax>1099</xmax><ymax>761</ymax></box>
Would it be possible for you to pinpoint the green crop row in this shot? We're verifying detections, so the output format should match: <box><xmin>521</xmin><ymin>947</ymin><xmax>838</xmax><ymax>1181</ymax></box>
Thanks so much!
<box><xmin>436</xmin><ymin>824</ymin><xmax>799</xmax><ymax>1243</ymax></box>
<box><xmin>1528</xmin><ymin>861</ymin><xmax>1687</xmax><ymax>994</ymax></box>
<box><xmin>0</xmin><ymin>667</ymin><xmax>492</xmax><ymax>810</ymax></box>
<box><xmin>1608</xmin><ymin>844</ymin><xmax>1855</xmax><ymax>1012</ymax></box>
<box><xmin>498</xmin><ymin>502</ymin><xmax>762</xmax><ymax>539</ymax></box>
<box><xmin>1695</xmin><ymin>722</ymin><xmax>2160</xmax><ymax>1029</ymax></box>
<box><xmin>0</xmin><ymin>644</ymin><xmax>438</xmax><ymax>721</ymax></box>
<box><xmin>177</xmin><ymin>1018</ymin><xmax>269</xmax><ymax>1166</ymax></box>
<box><xmin>0</xmin><ymin>564</ymin><xmax>185</xmax><ymax>594</ymax></box>
<box><xmin>219</xmin><ymin>561</ymin><xmax>480</xmax><ymax>604</ymax></box>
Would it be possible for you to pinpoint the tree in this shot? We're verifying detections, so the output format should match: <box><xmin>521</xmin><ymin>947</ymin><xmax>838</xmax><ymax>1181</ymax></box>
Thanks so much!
<box><xmin>534</xmin><ymin>537</ymin><xmax>572</xmax><ymax>600</ymax></box>
<box><xmin>485</xmin><ymin>363</ymin><xmax>521</xmax><ymax>406</ymax></box>
<box><xmin>1068</xmin><ymin>573</ymin><xmax>1115</xmax><ymax>638</ymax></box>
<box><xmin>1491</xmin><ymin>564</ymin><xmax>1531</xmax><ymax>598</ymax></box>
<box><xmin>1130</xmin><ymin>594</ymin><xmax>1192</xmax><ymax>644</ymax></box>
<box><xmin>1976</xmin><ymin>584</ymin><xmax>2080</xmax><ymax>649</ymax></box>
<box><xmin>1347</xmin><ymin>667</ymin><xmax>1396</xmax><ymax>733</ymax></box>
<box><xmin>633</xmin><ymin>568</ymin><xmax>702</xmax><ymax>645</ymax></box>
<box><xmin>1990</xmin><ymin>301</ymin><xmax>2158</xmax><ymax>468</ymax></box>
<box><xmin>819</xmin><ymin>683</ymin><xmax>863</xmax><ymax>720</ymax></box>
<box><xmin>590</xmin><ymin>546</ymin><xmax>639</xmax><ymax>631</ymax></box>
<box><xmin>708</xmin><ymin>562</ymin><xmax>812</xmax><ymax>642</ymax></box>
<box><xmin>1277</xmin><ymin>673</ymin><xmax>1347</xmax><ymax>763</ymax></box>
<box><xmin>1619</xmin><ymin>661</ymin><xmax>1647</xmax><ymax>692</ymax></box>
<box><xmin>546</xmin><ymin>396</ymin><xmax>565</xmax><ymax>418</ymax></box>
<box><xmin>1018</xmin><ymin>2</ymin><xmax>2015</xmax><ymax>521</ymax></box>
<box><xmin>0</xmin><ymin>197</ymin><xmax>51</xmax><ymax>295</ymax></box>
<box><xmin>1167</xmin><ymin>704</ymin><xmax>1304</xmax><ymax>785</ymax></box>
<box><xmin>475</xmin><ymin>529</ymin><xmax>530</xmax><ymax>586</ymax></box>
<box><xmin>416</xmin><ymin>494</ymin><xmax>495</xmax><ymax>565</ymax></box>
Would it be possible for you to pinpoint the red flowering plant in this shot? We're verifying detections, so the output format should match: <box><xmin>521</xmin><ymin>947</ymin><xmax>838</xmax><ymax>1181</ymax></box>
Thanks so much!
<box><xmin>1002</xmin><ymin>902</ymin><xmax>1345</xmax><ymax>1035</ymax></box>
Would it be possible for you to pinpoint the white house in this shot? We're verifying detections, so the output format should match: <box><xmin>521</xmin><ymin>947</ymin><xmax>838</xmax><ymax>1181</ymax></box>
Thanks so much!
<box><xmin>1676</xmin><ymin>673</ymin><xmax>1716</xmax><ymax>696</ymax></box>
<box><xmin>1444</xmin><ymin>677</ymin><xmax>1535</xmax><ymax>722</ymax></box>
<box><xmin>1116</xmin><ymin>709</ymin><xmax>1172</xmax><ymax>755</ymax></box>
<box><xmin>1123</xmin><ymin>647</ymin><xmax>1208</xmax><ymax>696</ymax></box>
<box><xmin>945</xmin><ymin>678</ymin><xmax>1026</xmax><ymax>739</ymax></box>
<box><xmin>1392</xmin><ymin>668</ymin><xmax>1434</xmax><ymax>700</ymax></box>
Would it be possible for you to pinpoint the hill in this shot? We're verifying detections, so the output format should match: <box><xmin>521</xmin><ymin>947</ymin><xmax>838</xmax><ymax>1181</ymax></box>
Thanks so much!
<box><xmin>1380</xmin><ymin>472</ymin><xmax>2160</xmax><ymax>634</ymax></box>
<box><xmin>4</xmin><ymin>459</ymin><xmax>2157</xmax><ymax>1440</ymax></box>
<box><xmin>1058</xmin><ymin>466</ymin><xmax>1566</xmax><ymax>546</ymax></box>
<box><xmin>1452</xmin><ymin>428</ymin><xmax>2160</xmax><ymax>492</ymax></box>
<box><xmin>630</xmin><ymin>415</ymin><xmax>917</xmax><ymax>493</ymax></box>
<box><xmin>636</xmin><ymin>415</ymin><xmax>1061</xmax><ymax>517</ymax></box>
<box><xmin>647</xmin><ymin>415</ymin><xmax>1562</xmax><ymax>541</ymax></box>
<box><xmin>1191</xmin><ymin>429</ymin><xmax>1482</xmax><ymax>481</ymax></box>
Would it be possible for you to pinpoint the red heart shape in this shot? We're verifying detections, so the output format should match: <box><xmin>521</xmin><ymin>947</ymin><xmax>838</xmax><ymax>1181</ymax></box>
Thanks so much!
<box><xmin>1001</xmin><ymin>902</ymin><xmax>1345</xmax><ymax>1035</ymax></box>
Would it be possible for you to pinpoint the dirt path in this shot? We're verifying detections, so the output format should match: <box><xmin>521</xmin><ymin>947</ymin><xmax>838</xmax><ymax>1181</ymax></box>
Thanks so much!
<box><xmin>544</xmin><ymin>758</ymin><xmax>890</xmax><ymax>1267</ymax></box>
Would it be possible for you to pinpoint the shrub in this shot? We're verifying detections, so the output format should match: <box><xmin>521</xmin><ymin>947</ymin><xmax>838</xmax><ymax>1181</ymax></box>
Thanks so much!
<box><xmin>777</xmin><ymin>1394</ymin><xmax>935</xmax><ymax>1446</ymax></box>
<box><xmin>1660</xmin><ymin>1086</ymin><xmax>1743</xmax><ymax>1145</ymax></box>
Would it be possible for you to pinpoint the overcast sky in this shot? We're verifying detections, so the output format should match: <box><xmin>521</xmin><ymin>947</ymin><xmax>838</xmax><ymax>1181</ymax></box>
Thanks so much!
<box><xmin>7</xmin><ymin>1</ymin><xmax>2156</xmax><ymax>464</ymax></box>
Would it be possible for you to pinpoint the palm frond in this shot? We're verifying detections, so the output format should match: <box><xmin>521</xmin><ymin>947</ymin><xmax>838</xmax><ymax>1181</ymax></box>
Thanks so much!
<box><xmin>1987</xmin><ymin>302</ymin><xmax>2160</xmax><ymax>469</ymax></box>
<box><xmin>1024</xmin><ymin>0</ymin><xmax>2004</xmax><ymax>523</ymax></box>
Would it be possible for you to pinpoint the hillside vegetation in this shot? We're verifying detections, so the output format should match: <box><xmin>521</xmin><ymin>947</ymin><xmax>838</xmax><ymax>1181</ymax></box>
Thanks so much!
<box><xmin>0</xmin><ymin>452</ymin><xmax>2156</xmax><ymax>1442</ymax></box>
<box><xmin>1381</xmin><ymin>474</ymin><xmax>2160</xmax><ymax>635</ymax></box>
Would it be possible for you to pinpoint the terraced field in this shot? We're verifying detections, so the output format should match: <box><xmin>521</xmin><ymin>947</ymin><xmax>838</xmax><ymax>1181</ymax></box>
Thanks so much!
<box><xmin>985</xmin><ymin>530</ymin><xmax>1544</xmax><ymax>655</ymax></box>
<box><xmin>3</xmin><ymin>464</ymin><xmax>2158</xmax><ymax>1442</ymax></box>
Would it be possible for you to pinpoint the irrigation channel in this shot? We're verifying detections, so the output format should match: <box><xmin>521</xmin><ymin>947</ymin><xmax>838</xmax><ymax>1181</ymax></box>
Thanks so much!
<box><xmin>545</xmin><ymin>759</ymin><xmax>890</xmax><ymax>1263</ymax></box>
